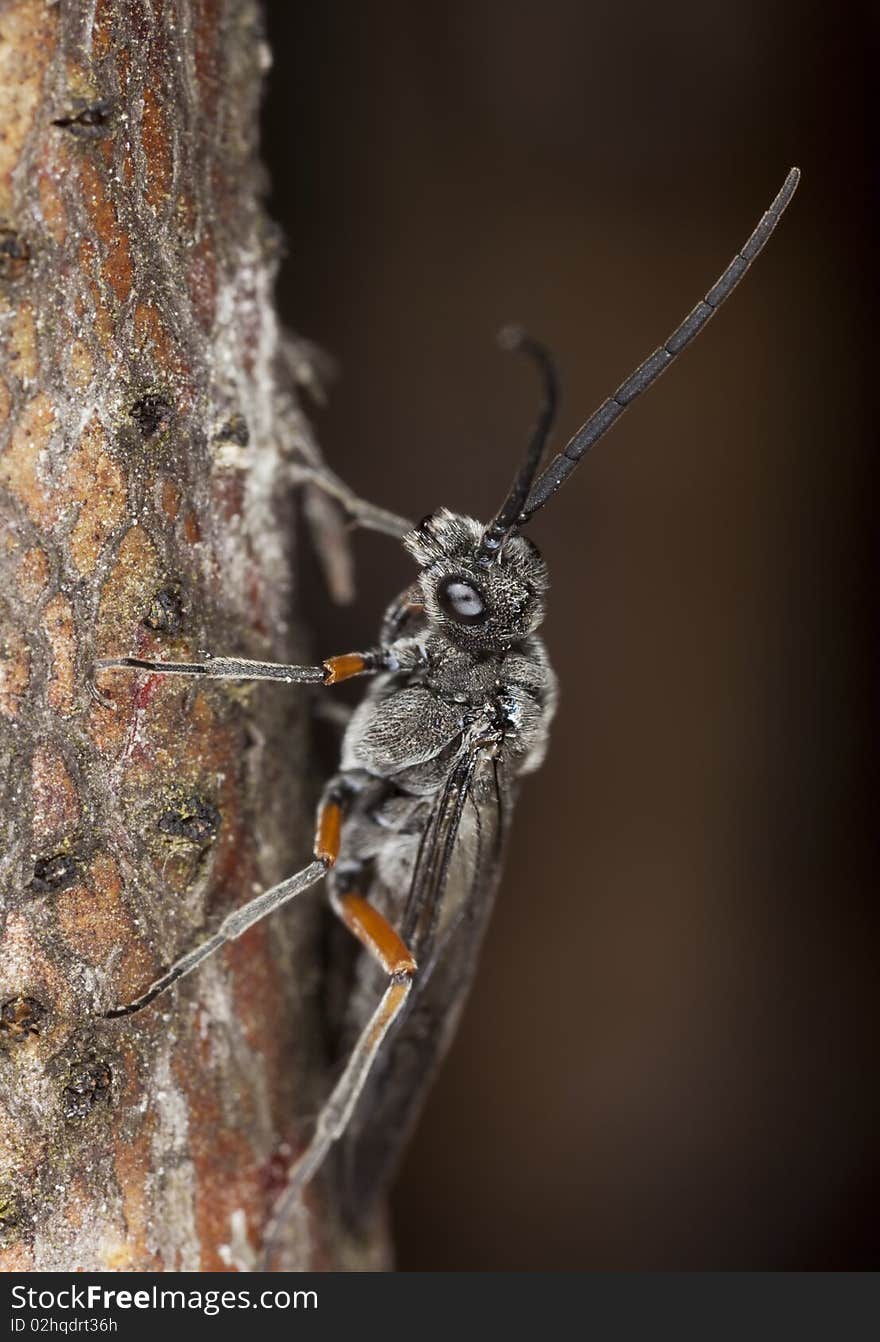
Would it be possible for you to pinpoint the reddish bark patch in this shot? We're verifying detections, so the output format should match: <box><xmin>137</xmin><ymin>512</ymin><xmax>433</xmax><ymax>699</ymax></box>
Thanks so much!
<box><xmin>1</xmin><ymin>393</ymin><xmax>59</xmax><ymax>529</ymax></box>
<box><xmin>36</xmin><ymin>169</ymin><xmax>67</xmax><ymax>245</ymax></box>
<box><xmin>43</xmin><ymin>593</ymin><xmax>76</xmax><ymax>715</ymax></box>
<box><xmin>111</xmin><ymin>1109</ymin><xmax>161</xmax><ymax>1270</ymax></box>
<box><xmin>0</xmin><ymin>1</ymin><xmax>57</xmax><ymax>219</ymax></box>
<box><xmin>0</xmin><ymin>624</ymin><xmax>29</xmax><ymax>719</ymax></box>
<box><xmin>96</xmin><ymin>525</ymin><xmax>161</xmax><ymax>651</ymax></box>
<box><xmin>68</xmin><ymin>417</ymin><xmax>127</xmax><ymax>576</ymax></box>
<box><xmin>160</xmin><ymin>476</ymin><xmax>181</xmax><ymax>520</ymax></box>
<box><xmin>141</xmin><ymin>86</ymin><xmax>173</xmax><ymax>211</ymax></box>
<box><xmin>78</xmin><ymin>156</ymin><xmax>133</xmax><ymax>305</ymax></box>
<box><xmin>187</xmin><ymin>234</ymin><xmax>217</xmax><ymax>333</ymax></box>
<box><xmin>173</xmin><ymin>1042</ymin><xmax>262</xmax><ymax>1271</ymax></box>
<box><xmin>31</xmin><ymin>745</ymin><xmax>80</xmax><ymax>843</ymax></box>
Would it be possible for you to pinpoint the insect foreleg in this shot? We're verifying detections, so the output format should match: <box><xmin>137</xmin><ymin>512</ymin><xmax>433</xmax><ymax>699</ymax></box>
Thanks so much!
<box><xmin>93</xmin><ymin>654</ymin><xmax>326</xmax><ymax>685</ymax></box>
<box><xmin>92</xmin><ymin>645</ymin><xmax>409</xmax><ymax>700</ymax></box>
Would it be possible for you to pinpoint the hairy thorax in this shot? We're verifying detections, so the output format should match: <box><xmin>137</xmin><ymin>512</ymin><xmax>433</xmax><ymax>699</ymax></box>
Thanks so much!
<box><xmin>341</xmin><ymin>630</ymin><xmax>557</xmax><ymax>791</ymax></box>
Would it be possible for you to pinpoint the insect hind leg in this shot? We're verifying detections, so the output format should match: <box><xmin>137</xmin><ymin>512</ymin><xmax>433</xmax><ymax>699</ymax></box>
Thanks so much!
<box><xmin>262</xmin><ymin>886</ymin><xmax>417</xmax><ymax>1266</ymax></box>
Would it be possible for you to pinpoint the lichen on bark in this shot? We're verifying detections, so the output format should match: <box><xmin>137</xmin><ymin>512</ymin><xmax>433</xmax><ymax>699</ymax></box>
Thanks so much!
<box><xmin>0</xmin><ymin>0</ymin><xmax>380</xmax><ymax>1271</ymax></box>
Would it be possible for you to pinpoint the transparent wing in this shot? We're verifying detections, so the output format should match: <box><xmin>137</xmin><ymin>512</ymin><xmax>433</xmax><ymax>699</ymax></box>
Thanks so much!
<box><xmin>337</xmin><ymin>734</ymin><xmax>514</xmax><ymax>1222</ymax></box>
<box><xmin>401</xmin><ymin>733</ymin><xmax>506</xmax><ymax>964</ymax></box>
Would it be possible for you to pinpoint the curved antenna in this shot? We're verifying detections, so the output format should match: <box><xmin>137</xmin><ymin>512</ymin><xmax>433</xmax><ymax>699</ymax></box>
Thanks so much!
<box><xmin>519</xmin><ymin>166</ymin><xmax>800</xmax><ymax>524</ymax></box>
<box><xmin>478</xmin><ymin>327</ymin><xmax>559</xmax><ymax>559</ymax></box>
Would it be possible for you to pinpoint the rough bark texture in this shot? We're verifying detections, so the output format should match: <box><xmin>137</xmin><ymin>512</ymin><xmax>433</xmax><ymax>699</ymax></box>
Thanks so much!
<box><xmin>0</xmin><ymin>0</ymin><xmax>383</xmax><ymax>1271</ymax></box>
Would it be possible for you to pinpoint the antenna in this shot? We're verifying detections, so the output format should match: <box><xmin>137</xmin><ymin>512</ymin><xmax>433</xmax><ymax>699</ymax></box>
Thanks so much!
<box><xmin>479</xmin><ymin>327</ymin><xmax>559</xmax><ymax>559</ymax></box>
<box><xmin>519</xmin><ymin>167</ymin><xmax>800</xmax><ymax>523</ymax></box>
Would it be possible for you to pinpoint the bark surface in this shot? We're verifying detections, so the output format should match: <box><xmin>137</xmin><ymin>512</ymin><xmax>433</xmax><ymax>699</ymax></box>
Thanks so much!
<box><xmin>0</xmin><ymin>0</ymin><xmax>380</xmax><ymax>1271</ymax></box>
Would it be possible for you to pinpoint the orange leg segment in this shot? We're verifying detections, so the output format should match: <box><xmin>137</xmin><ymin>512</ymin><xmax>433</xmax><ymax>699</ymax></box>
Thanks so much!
<box><xmin>334</xmin><ymin>892</ymin><xmax>418</xmax><ymax>975</ymax></box>
<box><xmin>314</xmin><ymin>798</ymin><xmax>342</xmax><ymax>867</ymax></box>
<box><xmin>323</xmin><ymin>652</ymin><xmax>370</xmax><ymax>685</ymax></box>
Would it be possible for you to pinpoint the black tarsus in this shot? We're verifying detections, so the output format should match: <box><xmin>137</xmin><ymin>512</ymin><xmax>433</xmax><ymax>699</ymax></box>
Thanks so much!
<box><xmin>103</xmin><ymin>965</ymin><xmax>188</xmax><ymax>1019</ymax></box>
<box><xmin>518</xmin><ymin>166</ymin><xmax>801</xmax><ymax>523</ymax></box>
<box><xmin>479</xmin><ymin>327</ymin><xmax>559</xmax><ymax>559</ymax></box>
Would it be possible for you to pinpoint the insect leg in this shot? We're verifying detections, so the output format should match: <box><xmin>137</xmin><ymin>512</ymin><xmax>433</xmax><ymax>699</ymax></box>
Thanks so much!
<box><xmin>93</xmin><ymin>654</ymin><xmax>326</xmax><ymax>686</ymax></box>
<box><xmin>263</xmin><ymin>891</ymin><xmax>417</xmax><ymax>1258</ymax></box>
<box><xmin>301</xmin><ymin>483</ymin><xmax>357</xmax><ymax>605</ymax></box>
<box><xmin>92</xmin><ymin>647</ymin><xmax>400</xmax><ymax>702</ymax></box>
<box><xmin>379</xmin><ymin>583</ymin><xmax>426</xmax><ymax>644</ymax></box>
<box><xmin>330</xmin><ymin>889</ymin><xmax>418</xmax><ymax>976</ymax></box>
<box><xmin>102</xmin><ymin>789</ymin><xmax>349</xmax><ymax>1018</ymax></box>
<box><xmin>291</xmin><ymin>459</ymin><xmax>414</xmax><ymax>540</ymax></box>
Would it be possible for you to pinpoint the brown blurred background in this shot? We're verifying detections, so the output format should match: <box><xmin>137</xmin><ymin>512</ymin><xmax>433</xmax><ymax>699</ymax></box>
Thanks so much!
<box><xmin>261</xmin><ymin>1</ymin><xmax>877</xmax><ymax>1268</ymax></box>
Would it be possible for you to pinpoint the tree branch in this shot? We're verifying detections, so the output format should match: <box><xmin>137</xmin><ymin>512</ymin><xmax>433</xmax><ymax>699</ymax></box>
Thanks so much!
<box><xmin>0</xmin><ymin>0</ymin><xmax>382</xmax><ymax>1271</ymax></box>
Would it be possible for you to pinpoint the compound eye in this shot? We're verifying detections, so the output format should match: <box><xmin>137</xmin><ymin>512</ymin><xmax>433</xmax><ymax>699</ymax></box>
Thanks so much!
<box><xmin>437</xmin><ymin>575</ymin><xmax>486</xmax><ymax>625</ymax></box>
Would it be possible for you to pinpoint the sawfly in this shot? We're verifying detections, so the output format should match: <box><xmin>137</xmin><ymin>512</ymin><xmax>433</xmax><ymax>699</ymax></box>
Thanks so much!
<box><xmin>95</xmin><ymin>168</ymin><xmax>800</xmax><ymax>1253</ymax></box>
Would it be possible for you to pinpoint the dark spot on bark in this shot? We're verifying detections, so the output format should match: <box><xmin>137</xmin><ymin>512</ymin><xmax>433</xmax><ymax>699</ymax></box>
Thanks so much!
<box><xmin>31</xmin><ymin>853</ymin><xmax>80</xmax><ymax>894</ymax></box>
<box><xmin>62</xmin><ymin>1059</ymin><xmax>112</xmax><ymax>1120</ymax></box>
<box><xmin>52</xmin><ymin>100</ymin><xmax>115</xmax><ymax>138</ymax></box>
<box><xmin>0</xmin><ymin>229</ymin><xmax>30</xmax><ymax>281</ymax></box>
<box><xmin>130</xmin><ymin>393</ymin><xmax>173</xmax><ymax>438</ymax></box>
<box><xmin>158</xmin><ymin>795</ymin><xmax>221</xmax><ymax>844</ymax></box>
<box><xmin>215</xmin><ymin>414</ymin><xmax>249</xmax><ymax>447</ymax></box>
<box><xmin>1</xmin><ymin>997</ymin><xmax>47</xmax><ymax>1044</ymax></box>
<box><xmin>261</xmin><ymin>1148</ymin><xmax>292</xmax><ymax>1201</ymax></box>
<box><xmin>144</xmin><ymin>584</ymin><xmax>185</xmax><ymax>635</ymax></box>
<box><xmin>0</xmin><ymin>1186</ymin><xmax>19</xmax><ymax>1226</ymax></box>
